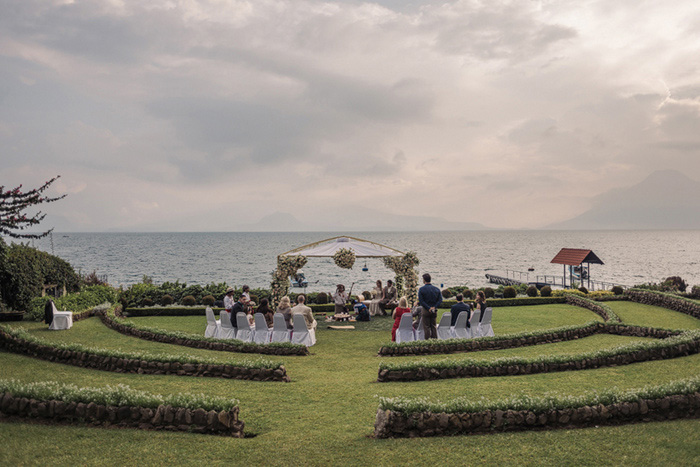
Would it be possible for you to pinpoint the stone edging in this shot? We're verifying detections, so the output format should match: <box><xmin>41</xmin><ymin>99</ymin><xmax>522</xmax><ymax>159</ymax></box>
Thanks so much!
<box><xmin>376</xmin><ymin>332</ymin><xmax>699</xmax><ymax>382</ymax></box>
<box><xmin>374</xmin><ymin>393</ymin><xmax>700</xmax><ymax>438</ymax></box>
<box><xmin>100</xmin><ymin>309</ymin><xmax>308</xmax><ymax>356</ymax></box>
<box><xmin>0</xmin><ymin>392</ymin><xmax>244</xmax><ymax>437</ymax></box>
<box><xmin>625</xmin><ymin>289</ymin><xmax>700</xmax><ymax>320</ymax></box>
<box><xmin>0</xmin><ymin>328</ymin><xmax>290</xmax><ymax>382</ymax></box>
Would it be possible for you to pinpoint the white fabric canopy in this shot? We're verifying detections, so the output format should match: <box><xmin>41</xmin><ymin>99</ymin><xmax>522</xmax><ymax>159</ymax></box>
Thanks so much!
<box><xmin>281</xmin><ymin>236</ymin><xmax>404</xmax><ymax>258</ymax></box>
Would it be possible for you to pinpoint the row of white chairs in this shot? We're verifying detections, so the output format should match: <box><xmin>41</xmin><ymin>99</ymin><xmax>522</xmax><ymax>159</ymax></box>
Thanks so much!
<box><xmin>204</xmin><ymin>307</ymin><xmax>315</xmax><ymax>347</ymax></box>
<box><xmin>395</xmin><ymin>308</ymin><xmax>494</xmax><ymax>343</ymax></box>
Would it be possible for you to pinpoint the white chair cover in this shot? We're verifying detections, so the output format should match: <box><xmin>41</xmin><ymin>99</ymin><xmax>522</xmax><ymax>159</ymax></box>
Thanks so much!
<box><xmin>253</xmin><ymin>313</ymin><xmax>272</xmax><ymax>344</ymax></box>
<box><xmin>204</xmin><ymin>307</ymin><xmax>221</xmax><ymax>338</ymax></box>
<box><xmin>218</xmin><ymin>311</ymin><xmax>236</xmax><ymax>340</ymax></box>
<box><xmin>414</xmin><ymin>313</ymin><xmax>425</xmax><ymax>340</ymax></box>
<box><xmin>436</xmin><ymin>311</ymin><xmax>454</xmax><ymax>340</ymax></box>
<box><xmin>395</xmin><ymin>313</ymin><xmax>415</xmax><ymax>343</ymax></box>
<box><xmin>271</xmin><ymin>313</ymin><xmax>291</xmax><ymax>343</ymax></box>
<box><xmin>49</xmin><ymin>303</ymin><xmax>73</xmax><ymax>331</ymax></box>
<box><xmin>451</xmin><ymin>311</ymin><xmax>470</xmax><ymax>339</ymax></box>
<box><xmin>235</xmin><ymin>312</ymin><xmax>254</xmax><ymax>342</ymax></box>
<box><xmin>480</xmin><ymin>307</ymin><xmax>495</xmax><ymax>337</ymax></box>
<box><xmin>291</xmin><ymin>313</ymin><xmax>316</xmax><ymax>347</ymax></box>
<box><xmin>469</xmin><ymin>310</ymin><xmax>481</xmax><ymax>338</ymax></box>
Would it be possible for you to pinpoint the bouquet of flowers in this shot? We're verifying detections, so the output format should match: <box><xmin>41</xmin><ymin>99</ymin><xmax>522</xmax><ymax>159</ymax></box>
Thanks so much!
<box><xmin>333</xmin><ymin>248</ymin><xmax>356</xmax><ymax>269</ymax></box>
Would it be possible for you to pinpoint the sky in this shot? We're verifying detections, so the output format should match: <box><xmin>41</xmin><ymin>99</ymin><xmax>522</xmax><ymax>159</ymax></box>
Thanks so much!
<box><xmin>1</xmin><ymin>0</ymin><xmax>699</xmax><ymax>231</ymax></box>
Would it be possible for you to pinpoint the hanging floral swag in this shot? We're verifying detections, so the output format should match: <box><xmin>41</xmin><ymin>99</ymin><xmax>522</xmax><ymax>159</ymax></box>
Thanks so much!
<box><xmin>383</xmin><ymin>251</ymin><xmax>420</xmax><ymax>306</ymax></box>
<box><xmin>333</xmin><ymin>248</ymin><xmax>356</xmax><ymax>269</ymax></box>
<box><xmin>270</xmin><ymin>255</ymin><xmax>308</xmax><ymax>307</ymax></box>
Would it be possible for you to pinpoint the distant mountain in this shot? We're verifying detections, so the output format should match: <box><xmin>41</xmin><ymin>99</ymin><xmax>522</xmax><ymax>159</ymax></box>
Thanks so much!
<box><xmin>239</xmin><ymin>212</ymin><xmax>307</xmax><ymax>231</ymax></box>
<box><xmin>546</xmin><ymin>170</ymin><xmax>700</xmax><ymax>230</ymax></box>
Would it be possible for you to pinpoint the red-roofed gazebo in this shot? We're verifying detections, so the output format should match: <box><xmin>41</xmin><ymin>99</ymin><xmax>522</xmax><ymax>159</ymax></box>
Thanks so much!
<box><xmin>551</xmin><ymin>248</ymin><xmax>604</xmax><ymax>290</ymax></box>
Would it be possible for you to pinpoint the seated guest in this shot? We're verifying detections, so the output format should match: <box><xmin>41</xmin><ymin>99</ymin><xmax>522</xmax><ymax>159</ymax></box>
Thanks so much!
<box><xmin>256</xmin><ymin>298</ymin><xmax>274</xmax><ymax>328</ymax></box>
<box><xmin>332</xmin><ymin>284</ymin><xmax>348</xmax><ymax>315</ymax></box>
<box><xmin>474</xmin><ymin>290</ymin><xmax>487</xmax><ymax>322</ymax></box>
<box><xmin>277</xmin><ymin>295</ymin><xmax>293</xmax><ymax>329</ymax></box>
<box><xmin>391</xmin><ymin>296</ymin><xmax>411</xmax><ymax>341</ymax></box>
<box><xmin>450</xmin><ymin>294</ymin><xmax>471</xmax><ymax>327</ymax></box>
<box><xmin>379</xmin><ymin>279</ymin><xmax>398</xmax><ymax>313</ymax></box>
<box><xmin>369</xmin><ymin>280</ymin><xmax>384</xmax><ymax>316</ymax></box>
<box><xmin>291</xmin><ymin>295</ymin><xmax>317</xmax><ymax>330</ymax></box>
<box><xmin>223</xmin><ymin>287</ymin><xmax>235</xmax><ymax>314</ymax></box>
<box><xmin>246</xmin><ymin>305</ymin><xmax>255</xmax><ymax>327</ymax></box>
<box><xmin>353</xmin><ymin>299</ymin><xmax>370</xmax><ymax>321</ymax></box>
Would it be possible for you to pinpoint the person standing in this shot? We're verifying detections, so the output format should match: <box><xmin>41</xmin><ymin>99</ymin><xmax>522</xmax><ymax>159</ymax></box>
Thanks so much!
<box><xmin>223</xmin><ymin>287</ymin><xmax>236</xmax><ymax>314</ymax></box>
<box><xmin>450</xmin><ymin>294</ymin><xmax>471</xmax><ymax>327</ymax></box>
<box><xmin>379</xmin><ymin>279</ymin><xmax>398</xmax><ymax>314</ymax></box>
<box><xmin>369</xmin><ymin>280</ymin><xmax>384</xmax><ymax>316</ymax></box>
<box><xmin>332</xmin><ymin>284</ymin><xmax>348</xmax><ymax>315</ymax></box>
<box><xmin>418</xmin><ymin>273</ymin><xmax>442</xmax><ymax>339</ymax></box>
<box><xmin>291</xmin><ymin>295</ymin><xmax>317</xmax><ymax>330</ymax></box>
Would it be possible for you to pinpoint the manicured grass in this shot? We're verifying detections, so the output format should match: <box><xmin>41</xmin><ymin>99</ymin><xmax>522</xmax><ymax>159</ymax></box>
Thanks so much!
<box><xmin>1</xmin><ymin>302</ymin><xmax>699</xmax><ymax>466</ymax></box>
<box><xmin>607</xmin><ymin>301</ymin><xmax>700</xmax><ymax>330</ymax></box>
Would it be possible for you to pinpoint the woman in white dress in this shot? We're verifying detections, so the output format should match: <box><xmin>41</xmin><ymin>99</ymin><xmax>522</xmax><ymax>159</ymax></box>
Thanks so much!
<box><xmin>369</xmin><ymin>280</ymin><xmax>384</xmax><ymax>316</ymax></box>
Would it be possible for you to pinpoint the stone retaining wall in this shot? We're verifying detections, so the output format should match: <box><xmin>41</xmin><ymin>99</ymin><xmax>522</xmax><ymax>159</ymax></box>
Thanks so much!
<box><xmin>377</xmin><ymin>335</ymin><xmax>700</xmax><ymax>382</ymax></box>
<box><xmin>101</xmin><ymin>309</ymin><xmax>308</xmax><ymax>356</ymax></box>
<box><xmin>374</xmin><ymin>392</ymin><xmax>700</xmax><ymax>438</ymax></box>
<box><xmin>0</xmin><ymin>392</ymin><xmax>244</xmax><ymax>437</ymax></box>
<box><xmin>0</xmin><ymin>328</ymin><xmax>290</xmax><ymax>382</ymax></box>
<box><xmin>625</xmin><ymin>289</ymin><xmax>700</xmax><ymax>320</ymax></box>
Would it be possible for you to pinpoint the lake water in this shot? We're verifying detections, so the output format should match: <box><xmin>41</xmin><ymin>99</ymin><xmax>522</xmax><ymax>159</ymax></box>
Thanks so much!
<box><xmin>31</xmin><ymin>230</ymin><xmax>700</xmax><ymax>292</ymax></box>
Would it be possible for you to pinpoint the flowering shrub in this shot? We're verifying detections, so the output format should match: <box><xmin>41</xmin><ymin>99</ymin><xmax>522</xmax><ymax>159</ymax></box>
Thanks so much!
<box><xmin>383</xmin><ymin>251</ymin><xmax>420</xmax><ymax>306</ymax></box>
<box><xmin>270</xmin><ymin>255</ymin><xmax>307</xmax><ymax>307</ymax></box>
<box><xmin>333</xmin><ymin>248</ymin><xmax>356</xmax><ymax>269</ymax></box>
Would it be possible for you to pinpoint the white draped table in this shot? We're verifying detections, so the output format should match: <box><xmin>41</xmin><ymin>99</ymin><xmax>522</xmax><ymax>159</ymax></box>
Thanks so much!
<box><xmin>49</xmin><ymin>311</ymin><xmax>73</xmax><ymax>330</ymax></box>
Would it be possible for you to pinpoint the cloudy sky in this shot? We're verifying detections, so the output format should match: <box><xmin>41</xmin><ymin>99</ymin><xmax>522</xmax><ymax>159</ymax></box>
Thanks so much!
<box><xmin>2</xmin><ymin>0</ymin><xmax>699</xmax><ymax>231</ymax></box>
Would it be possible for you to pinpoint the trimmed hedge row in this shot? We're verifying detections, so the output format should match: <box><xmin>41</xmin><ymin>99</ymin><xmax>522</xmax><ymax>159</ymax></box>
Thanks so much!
<box><xmin>0</xmin><ymin>325</ymin><xmax>290</xmax><ymax>382</ymax></box>
<box><xmin>101</xmin><ymin>307</ymin><xmax>309</xmax><ymax>356</ymax></box>
<box><xmin>374</xmin><ymin>376</ymin><xmax>700</xmax><ymax>438</ymax></box>
<box><xmin>377</xmin><ymin>330</ymin><xmax>700</xmax><ymax>382</ymax></box>
<box><xmin>125</xmin><ymin>303</ymin><xmax>337</xmax><ymax>317</ymax></box>
<box><xmin>625</xmin><ymin>289</ymin><xmax>700</xmax><ymax>320</ymax></box>
<box><xmin>439</xmin><ymin>297</ymin><xmax>566</xmax><ymax>309</ymax></box>
<box><xmin>0</xmin><ymin>379</ymin><xmax>244</xmax><ymax>436</ymax></box>
<box><xmin>564</xmin><ymin>294</ymin><xmax>620</xmax><ymax>323</ymax></box>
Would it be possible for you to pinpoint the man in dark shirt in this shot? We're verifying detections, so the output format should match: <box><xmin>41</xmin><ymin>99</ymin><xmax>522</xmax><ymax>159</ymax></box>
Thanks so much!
<box><xmin>418</xmin><ymin>273</ymin><xmax>442</xmax><ymax>339</ymax></box>
<box><xmin>230</xmin><ymin>296</ymin><xmax>246</xmax><ymax>331</ymax></box>
<box><xmin>450</xmin><ymin>294</ymin><xmax>471</xmax><ymax>327</ymax></box>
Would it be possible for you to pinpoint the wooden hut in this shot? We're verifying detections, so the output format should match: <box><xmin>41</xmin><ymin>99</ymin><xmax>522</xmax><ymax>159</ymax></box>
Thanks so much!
<box><xmin>550</xmin><ymin>248</ymin><xmax>604</xmax><ymax>290</ymax></box>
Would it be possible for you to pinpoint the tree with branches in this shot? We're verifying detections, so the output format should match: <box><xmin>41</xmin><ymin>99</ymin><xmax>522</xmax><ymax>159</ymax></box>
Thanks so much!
<box><xmin>0</xmin><ymin>176</ymin><xmax>66</xmax><ymax>239</ymax></box>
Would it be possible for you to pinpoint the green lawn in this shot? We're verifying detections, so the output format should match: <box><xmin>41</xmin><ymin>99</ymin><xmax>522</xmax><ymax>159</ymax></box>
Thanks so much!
<box><xmin>1</xmin><ymin>302</ymin><xmax>699</xmax><ymax>466</ymax></box>
<box><xmin>607</xmin><ymin>301</ymin><xmax>700</xmax><ymax>330</ymax></box>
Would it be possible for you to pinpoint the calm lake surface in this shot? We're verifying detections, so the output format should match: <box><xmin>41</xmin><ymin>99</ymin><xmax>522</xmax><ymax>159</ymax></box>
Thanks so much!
<box><xmin>32</xmin><ymin>230</ymin><xmax>700</xmax><ymax>292</ymax></box>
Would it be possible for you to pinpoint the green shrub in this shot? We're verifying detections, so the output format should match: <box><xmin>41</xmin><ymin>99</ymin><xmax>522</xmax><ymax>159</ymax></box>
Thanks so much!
<box><xmin>25</xmin><ymin>285</ymin><xmax>118</xmax><ymax>321</ymax></box>
<box><xmin>462</xmin><ymin>289</ymin><xmax>474</xmax><ymax>300</ymax></box>
<box><xmin>160</xmin><ymin>294</ymin><xmax>174</xmax><ymax>305</ymax></box>
<box><xmin>249</xmin><ymin>294</ymin><xmax>259</xmax><ymax>304</ymax></box>
<box><xmin>578</xmin><ymin>287</ymin><xmax>589</xmax><ymax>294</ymax></box>
<box><xmin>441</xmin><ymin>289</ymin><xmax>452</xmax><ymax>299</ymax></box>
<box><xmin>202</xmin><ymin>295</ymin><xmax>215</xmax><ymax>306</ymax></box>
<box><xmin>612</xmin><ymin>286</ymin><xmax>624</xmax><ymax>295</ymax></box>
<box><xmin>315</xmin><ymin>292</ymin><xmax>329</xmax><ymax>305</ymax></box>
<box><xmin>691</xmin><ymin>285</ymin><xmax>700</xmax><ymax>299</ymax></box>
<box><xmin>663</xmin><ymin>276</ymin><xmax>687</xmax><ymax>292</ymax></box>
<box><xmin>503</xmin><ymin>286</ymin><xmax>516</xmax><ymax>299</ymax></box>
<box><xmin>540</xmin><ymin>285</ymin><xmax>552</xmax><ymax>297</ymax></box>
<box><xmin>483</xmin><ymin>287</ymin><xmax>495</xmax><ymax>298</ymax></box>
<box><xmin>526</xmin><ymin>285</ymin><xmax>538</xmax><ymax>297</ymax></box>
<box><xmin>181</xmin><ymin>295</ymin><xmax>196</xmax><ymax>306</ymax></box>
<box><xmin>141</xmin><ymin>298</ymin><xmax>154</xmax><ymax>307</ymax></box>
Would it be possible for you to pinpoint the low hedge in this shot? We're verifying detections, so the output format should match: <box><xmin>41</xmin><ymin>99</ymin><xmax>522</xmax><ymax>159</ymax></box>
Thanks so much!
<box><xmin>125</xmin><ymin>303</ymin><xmax>337</xmax><ymax>317</ymax></box>
<box><xmin>101</xmin><ymin>307</ymin><xmax>308</xmax><ymax>356</ymax></box>
<box><xmin>438</xmin><ymin>297</ymin><xmax>566</xmax><ymax>309</ymax></box>
<box><xmin>374</xmin><ymin>376</ymin><xmax>700</xmax><ymax>437</ymax></box>
<box><xmin>26</xmin><ymin>285</ymin><xmax>117</xmax><ymax>321</ymax></box>
<box><xmin>377</xmin><ymin>330</ymin><xmax>700</xmax><ymax>382</ymax></box>
<box><xmin>564</xmin><ymin>294</ymin><xmax>621</xmax><ymax>323</ymax></box>
<box><xmin>625</xmin><ymin>289</ymin><xmax>700</xmax><ymax>320</ymax></box>
<box><xmin>0</xmin><ymin>379</ymin><xmax>244</xmax><ymax>436</ymax></box>
<box><xmin>0</xmin><ymin>325</ymin><xmax>290</xmax><ymax>382</ymax></box>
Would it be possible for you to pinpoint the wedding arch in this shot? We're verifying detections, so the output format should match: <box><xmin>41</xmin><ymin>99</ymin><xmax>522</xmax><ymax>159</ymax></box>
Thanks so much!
<box><xmin>270</xmin><ymin>236</ymin><xmax>420</xmax><ymax>306</ymax></box>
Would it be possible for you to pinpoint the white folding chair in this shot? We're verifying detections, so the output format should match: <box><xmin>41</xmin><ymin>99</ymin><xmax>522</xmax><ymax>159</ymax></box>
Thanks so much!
<box><xmin>480</xmin><ymin>307</ymin><xmax>494</xmax><ymax>337</ymax></box>
<box><xmin>218</xmin><ymin>311</ymin><xmax>236</xmax><ymax>340</ymax></box>
<box><xmin>235</xmin><ymin>312</ymin><xmax>254</xmax><ymax>342</ymax></box>
<box><xmin>451</xmin><ymin>311</ymin><xmax>470</xmax><ymax>339</ymax></box>
<box><xmin>204</xmin><ymin>306</ymin><xmax>220</xmax><ymax>338</ymax></box>
<box><xmin>291</xmin><ymin>313</ymin><xmax>315</xmax><ymax>347</ymax></box>
<box><xmin>469</xmin><ymin>310</ymin><xmax>481</xmax><ymax>338</ymax></box>
<box><xmin>271</xmin><ymin>313</ymin><xmax>291</xmax><ymax>343</ymax></box>
<box><xmin>395</xmin><ymin>313</ymin><xmax>415</xmax><ymax>343</ymax></box>
<box><xmin>414</xmin><ymin>312</ymin><xmax>425</xmax><ymax>340</ymax></box>
<box><xmin>253</xmin><ymin>313</ymin><xmax>272</xmax><ymax>344</ymax></box>
<box><xmin>436</xmin><ymin>311</ymin><xmax>454</xmax><ymax>340</ymax></box>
